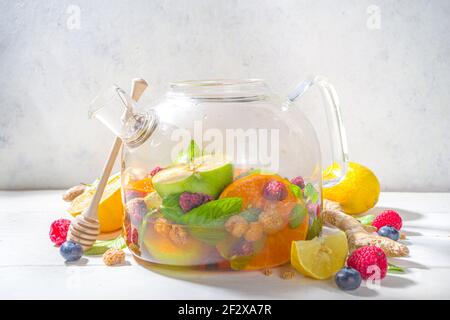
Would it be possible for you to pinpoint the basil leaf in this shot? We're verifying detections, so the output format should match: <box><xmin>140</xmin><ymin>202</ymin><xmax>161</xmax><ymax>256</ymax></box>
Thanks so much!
<box><xmin>160</xmin><ymin>193</ymin><xmax>184</xmax><ymax>224</ymax></box>
<box><xmin>290</xmin><ymin>183</ymin><xmax>303</xmax><ymax>199</ymax></box>
<box><xmin>188</xmin><ymin>225</ymin><xmax>229</xmax><ymax>246</ymax></box>
<box><xmin>84</xmin><ymin>236</ymin><xmax>126</xmax><ymax>256</ymax></box>
<box><xmin>180</xmin><ymin>198</ymin><xmax>242</xmax><ymax>244</ymax></box>
<box><xmin>357</xmin><ymin>214</ymin><xmax>376</xmax><ymax>226</ymax></box>
<box><xmin>180</xmin><ymin>198</ymin><xmax>243</xmax><ymax>226</ymax></box>
<box><xmin>388</xmin><ymin>263</ymin><xmax>405</xmax><ymax>273</ymax></box>
<box><xmin>288</xmin><ymin>204</ymin><xmax>308</xmax><ymax>229</ymax></box>
<box><xmin>304</xmin><ymin>183</ymin><xmax>319</xmax><ymax>204</ymax></box>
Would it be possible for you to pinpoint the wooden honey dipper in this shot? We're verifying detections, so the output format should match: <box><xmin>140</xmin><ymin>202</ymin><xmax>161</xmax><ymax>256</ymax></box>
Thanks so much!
<box><xmin>67</xmin><ymin>79</ymin><xmax>148</xmax><ymax>251</ymax></box>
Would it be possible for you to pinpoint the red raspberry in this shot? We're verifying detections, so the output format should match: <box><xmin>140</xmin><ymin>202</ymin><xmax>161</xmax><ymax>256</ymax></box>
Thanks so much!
<box><xmin>290</xmin><ymin>176</ymin><xmax>305</xmax><ymax>189</ymax></box>
<box><xmin>347</xmin><ymin>246</ymin><xmax>387</xmax><ymax>280</ymax></box>
<box><xmin>49</xmin><ymin>219</ymin><xmax>71</xmax><ymax>246</ymax></box>
<box><xmin>126</xmin><ymin>225</ymin><xmax>139</xmax><ymax>244</ymax></box>
<box><xmin>262</xmin><ymin>180</ymin><xmax>288</xmax><ymax>201</ymax></box>
<box><xmin>372</xmin><ymin>210</ymin><xmax>402</xmax><ymax>230</ymax></box>
<box><xmin>179</xmin><ymin>192</ymin><xmax>213</xmax><ymax>212</ymax></box>
<box><xmin>149</xmin><ymin>166</ymin><xmax>163</xmax><ymax>177</ymax></box>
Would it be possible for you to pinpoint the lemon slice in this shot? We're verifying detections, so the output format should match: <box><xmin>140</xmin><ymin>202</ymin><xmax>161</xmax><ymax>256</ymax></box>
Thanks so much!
<box><xmin>68</xmin><ymin>173</ymin><xmax>124</xmax><ymax>233</ymax></box>
<box><xmin>291</xmin><ymin>231</ymin><xmax>348</xmax><ymax>280</ymax></box>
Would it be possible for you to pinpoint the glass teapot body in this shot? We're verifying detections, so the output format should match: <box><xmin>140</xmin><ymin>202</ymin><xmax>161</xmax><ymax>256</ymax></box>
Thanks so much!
<box><xmin>92</xmin><ymin>78</ymin><xmax>347</xmax><ymax>271</ymax></box>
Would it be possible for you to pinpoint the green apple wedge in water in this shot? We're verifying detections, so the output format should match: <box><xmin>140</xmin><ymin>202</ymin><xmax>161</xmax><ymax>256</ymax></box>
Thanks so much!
<box><xmin>152</xmin><ymin>154</ymin><xmax>233</xmax><ymax>198</ymax></box>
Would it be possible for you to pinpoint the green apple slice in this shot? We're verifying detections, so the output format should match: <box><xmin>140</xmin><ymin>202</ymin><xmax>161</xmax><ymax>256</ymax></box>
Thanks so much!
<box><xmin>152</xmin><ymin>155</ymin><xmax>233</xmax><ymax>198</ymax></box>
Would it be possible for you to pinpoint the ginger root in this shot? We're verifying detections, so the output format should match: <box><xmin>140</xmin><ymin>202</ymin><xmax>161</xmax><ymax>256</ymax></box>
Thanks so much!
<box><xmin>322</xmin><ymin>200</ymin><xmax>409</xmax><ymax>257</ymax></box>
<box><xmin>62</xmin><ymin>184</ymin><xmax>87</xmax><ymax>202</ymax></box>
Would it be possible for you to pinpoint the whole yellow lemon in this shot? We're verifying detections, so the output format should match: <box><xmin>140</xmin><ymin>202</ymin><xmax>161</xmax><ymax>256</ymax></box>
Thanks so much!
<box><xmin>323</xmin><ymin>162</ymin><xmax>380</xmax><ymax>215</ymax></box>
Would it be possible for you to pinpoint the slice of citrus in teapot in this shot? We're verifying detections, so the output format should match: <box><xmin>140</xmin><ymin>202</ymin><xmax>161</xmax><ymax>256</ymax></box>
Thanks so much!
<box><xmin>152</xmin><ymin>154</ymin><xmax>233</xmax><ymax>198</ymax></box>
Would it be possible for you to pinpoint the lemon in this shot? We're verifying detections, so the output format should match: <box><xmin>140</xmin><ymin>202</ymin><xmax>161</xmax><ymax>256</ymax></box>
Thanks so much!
<box><xmin>291</xmin><ymin>231</ymin><xmax>348</xmax><ymax>280</ymax></box>
<box><xmin>67</xmin><ymin>173</ymin><xmax>124</xmax><ymax>233</ymax></box>
<box><xmin>323</xmin><ymin>162</ymin><xmax>380</xmax><ymax>215</ymax></box>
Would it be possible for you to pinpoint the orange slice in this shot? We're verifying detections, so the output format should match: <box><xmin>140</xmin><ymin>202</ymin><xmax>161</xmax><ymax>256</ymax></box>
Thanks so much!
<box><xmin>127</xmin><ymin>177</ymin><xmax>154</xmax><ymax>193</ymax></box>
<box><xmin>220</xmin><ymin>173</ymin><xmax>309</xmax><ymax>269</ymax></box>
<box><xmin>68</xmin><ymin>173</ymin><xmax>124</xmax><ymax>233</ymax></box>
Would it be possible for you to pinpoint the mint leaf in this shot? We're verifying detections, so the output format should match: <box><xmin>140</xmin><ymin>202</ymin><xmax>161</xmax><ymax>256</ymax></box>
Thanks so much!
<box><xmin>304</xmin><ymin>183</ymin><xmax>319</xmax><ymax>204</ymax></box>
<box><xmin>290</xmin><ymin>183</ymin><xmax>303</xmax><ymax>199</ymax></box>
<box><xmin>188</xmin><ymin>226</ymin><xmax>229</xmax><ymax>246</ymax></box>
<box><xmin>160</xmin><ymin>193</ymin><xmax>184</xmax><ymax>223</ymax></box>
<box><xmin>180</xmin><ymin>198</ymin><xmax>243</xmax><ymax>226</ymax></box>
<box><xmin>288</xmin><ymin>204</ymin><xmax>307</xmax><ymax>229</ymax></box>
<box><xmin>357</xmin><ymin>214</ymin><xmax>376</xmax><ymax>226</ymax></box>
<box><xmin>180</xmin><ymin>198</ymin><xmax>243</xmax><ymax>245</ymax></box>
<box><xmin>306</xmin><ymin>217</ymin><xmax>323</xmax><ymax>240</ymax></box>
<box><xmin>388</xmin><ymin>263</ymin><xmax>405</xmax><ymax>273</ymax></box>
<box><xmin>84</xmin><ymin>236</ymin><xmax>126</xmax><ymax>256</ymax></box>
<box><xmin>175</xmin><ymin>140</ymin><xmax>201</xmax><ymax>163</ymax></box>
<box><xmin>240</xmin><ymin>207</ymin><xmax>261</xmax><ymax>222</ymax></box>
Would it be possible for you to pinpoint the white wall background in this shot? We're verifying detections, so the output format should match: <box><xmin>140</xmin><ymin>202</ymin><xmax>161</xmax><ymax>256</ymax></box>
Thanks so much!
<box><xmin>0</xmin><ymin>0</ymin><xmax>449</xmax><ymax>191</ymax></box>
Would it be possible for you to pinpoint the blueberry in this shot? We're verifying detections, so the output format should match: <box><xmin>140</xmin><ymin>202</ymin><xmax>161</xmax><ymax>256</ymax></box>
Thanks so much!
<box><xmin>335</xmin><ymin>267</ymin><xmax>362</xmax><ymax>291</ymax></box>
<box><xmin>377</xmin><ymin>226</ymin><xmax>400</xmax><ymax>241</ymax></box>
<box><xmin>60</xmin><ymin>241</ymin><xmax>83</xmax><ymax>262</ymax></box>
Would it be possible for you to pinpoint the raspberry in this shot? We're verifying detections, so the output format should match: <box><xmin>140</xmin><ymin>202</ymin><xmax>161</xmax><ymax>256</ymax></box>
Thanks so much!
<box><xmin>262</xmin><ymin>180</ymin><xmax>288</xmax><ymax>201</ymax></box>
<box><xmin>225</xmin><ymin>215</ymin><xmax>249</xmax><ymax>238</ymax></box>
<box><xmin>372</xmin><ymin>210</ymin><xmax>402</xmax><ymax>230</ymax></box>
<box><xmin>258</xmin><ymin>209</ymin><xmax>285</xmax><ymax>234</ymax></box>
<box><xmin>149</xmin><ymin>166</ymin><xmax>163</xmax><ymax>177</ymax></box>
<box><xmin>179</xmin><ymin>192</ymin><xmax>213</xmax><ymax>212</ymax></box>
<box><xmin>124</xmin><ymin>190</ymin><xmax>146</xmax><ymax>202</ymax></box>
<box><xmin>125</xmin><ymin>197</ymin><xmax>148</xmax><ymax>224</ymax></box>
<box><xmin>231</xmin><ymin>239</ymin><xmax>253</xmax><ymax>257</ymax></box>
<box><xmin>347</xmin><ymin>246</ymin><xmax>387</xmax><ymax>280</ymax></box>
<box><xmin>126</xmin><ymin>225</ymin><xmax>139</xmax><ymax>244</ymax></box>
<box><xmin>290</xmin><ymin>176</ymin><xmax>305</xmax><ymax>189</ymax></box>
<box><xmin>49</xmin><ymin>219</ymin><xmax>71</xmax><ymax>246</ymax></box>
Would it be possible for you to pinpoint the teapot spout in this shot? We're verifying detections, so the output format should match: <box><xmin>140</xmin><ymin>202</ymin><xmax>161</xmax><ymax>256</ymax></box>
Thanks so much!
<box><xmin>89</xmin><ymin>85</ymin><xmax>158</xmax><ymax>148</ymax></box>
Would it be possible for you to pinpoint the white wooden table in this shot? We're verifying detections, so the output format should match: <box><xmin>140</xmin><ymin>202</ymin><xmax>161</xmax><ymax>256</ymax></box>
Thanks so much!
<box><xmin>0</xmin><ymin>191</ymin><xmax>449</xmax><ymax>300</ymax></box>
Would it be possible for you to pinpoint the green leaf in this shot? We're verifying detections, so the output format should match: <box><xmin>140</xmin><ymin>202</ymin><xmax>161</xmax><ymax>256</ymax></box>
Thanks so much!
<box><xmin>289</xmin><ymin>183</ymin><xmax>303</xmax><ymax>199</ymax></box>
<box><xmin>160</xmin><ymin>193</ymin><xmax>184</xmax><ymax>224</ymax></box>
<box><xmin>388</xmin><ymin>263</ymin><xmax>405</xmax><ymax>273</ymax></box>
<box><xmin>84</xmin><ymin>236</ymin><xmax>126</xmax><ymax>256</ymax></box>
<box><xmin>357</xmin><ymin>214</ymin><xmax>376</xmax><ymax>226</ymax></box>
<box><xmin>306</xmin><ymin>217</ymin><xmax>323</xmax><ymax>240</ymax></box>
<box><xmin>180</xmin><ymin>198</ymin><xmax>243</xmax><ymax>226</ymax></box>
<box><xmin>180</xmin><ymin>198</ymin><xmax>243</xmax><ymax>245</ymax></box>
<box><xmin>288</xmin><ymin>204</ymin><xmax>308</xmax><ymax>229</ymax></box>
<box><xmin>304</xmin><ymin>183</ymin><xmax>319</xmax><ymax>204</ymax></box>
<box><xmin>240</xmin><ymin>207</ymin><xmax>261</xmax><ymax>222</ymax></box>
<box><xmin>138</xmin><ymin>210</ymin><xmax>157</xmax><ymax>245</ymax></box>
<box><xmin>188</xmin><ymin>226</ymin><xmax>229</xmax><ymax>246</ymax></box>
<box><xmin>175</xmin><ymin>139</ymin><xmax>201</xmax><ymax>163</ymax></box>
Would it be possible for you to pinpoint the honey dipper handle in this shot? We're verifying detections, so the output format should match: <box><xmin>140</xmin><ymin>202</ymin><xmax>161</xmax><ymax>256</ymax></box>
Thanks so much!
<box><xmin>84</xmin><ymin>137</ymin><xmax>122</xmax><ymax>219</ymax></box>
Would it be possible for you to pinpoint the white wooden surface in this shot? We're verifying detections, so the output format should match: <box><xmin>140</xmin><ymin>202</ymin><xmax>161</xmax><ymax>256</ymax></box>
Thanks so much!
<box><xmin>0</xmin><ymin>191</ymin><xmax>449</xmax><ymax>300</ymax></box>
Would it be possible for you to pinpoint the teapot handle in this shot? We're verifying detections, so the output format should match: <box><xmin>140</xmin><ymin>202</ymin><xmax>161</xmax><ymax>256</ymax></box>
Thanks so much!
<box><xmin>288</xmin><ymin>75</ymin><xmax>349</xmax><ymax>188</ymax></box>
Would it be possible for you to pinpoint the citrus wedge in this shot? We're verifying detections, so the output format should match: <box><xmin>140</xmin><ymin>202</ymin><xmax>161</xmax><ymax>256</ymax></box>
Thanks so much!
<box><xmin>67</xmin><ymin>173</ymin><xmax>124</xmax><ymax>233</ymax></box>
<box><xmin>291</xmin><ymin>231</ymin><xmax>348</xmax><ymax>280</ymax></box>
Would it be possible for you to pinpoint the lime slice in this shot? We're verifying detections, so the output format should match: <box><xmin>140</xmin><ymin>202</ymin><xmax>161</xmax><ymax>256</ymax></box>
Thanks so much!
<box><xmin>291</xmin><ymin>231</ymin><xmax>348</xmax><ymax>280</ymax></box>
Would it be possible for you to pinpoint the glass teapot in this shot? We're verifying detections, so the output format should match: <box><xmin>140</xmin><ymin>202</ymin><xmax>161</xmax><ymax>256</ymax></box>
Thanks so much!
<box><xmin>90</xmin><ymin>76</ymin><xmax>348</xmax><ymax>270</ymax></box>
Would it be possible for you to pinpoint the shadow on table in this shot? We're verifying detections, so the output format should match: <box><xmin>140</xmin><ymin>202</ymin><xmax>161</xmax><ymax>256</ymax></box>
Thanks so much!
<box><xmin>366</xmin><ymin>207</ymin><xmax>423</xmax><ymax>221</ymax></box>
<box><xmin>136</xmin><ymin>262</ymin><xmax>383</xmax><ymax>298</ymax></box>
